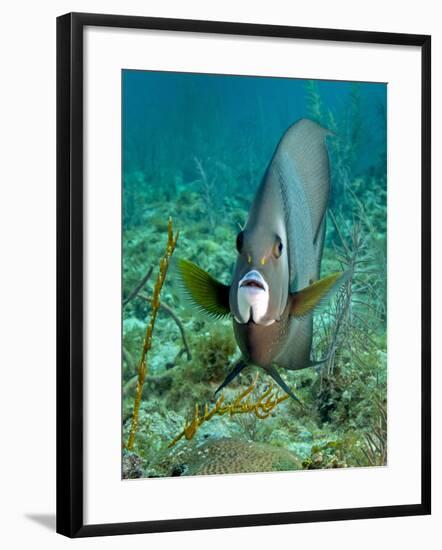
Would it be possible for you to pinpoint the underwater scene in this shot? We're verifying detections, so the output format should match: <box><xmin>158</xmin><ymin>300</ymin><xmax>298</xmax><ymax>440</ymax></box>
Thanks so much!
<box><xmin>122</xmin><ymin>70</ymin><xmax>387</xmax><ymax>479</ymax></box>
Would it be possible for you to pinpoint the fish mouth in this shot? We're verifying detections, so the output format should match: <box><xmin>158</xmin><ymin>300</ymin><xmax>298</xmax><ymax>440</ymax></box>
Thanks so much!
<box><xmin>235</xmin><ymin>270</ymin><xmax>271</xmax><ymax>325</ymax></box>
<box><xmin>240</xmin><ymin>279</ymin><xmax>265</xmax><ymax>291</ymax></box>
<box><xmin>238</xmin><ymin>270</ymin><xmax>266</xmax><ymax>292</ymax></box>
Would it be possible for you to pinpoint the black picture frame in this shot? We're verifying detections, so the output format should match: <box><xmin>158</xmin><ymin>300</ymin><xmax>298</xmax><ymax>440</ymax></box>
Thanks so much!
<box><xmin>56</xmin><ymin>12</ymin><xmax>431</xmax><ymax>538</ymax></box>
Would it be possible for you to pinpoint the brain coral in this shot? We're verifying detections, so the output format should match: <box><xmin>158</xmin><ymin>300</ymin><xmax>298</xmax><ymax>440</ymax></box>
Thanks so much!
<box><xmin>185</xmin><ymin>437</ymin><xmax>301</xmax><ymax>476</ymax></box>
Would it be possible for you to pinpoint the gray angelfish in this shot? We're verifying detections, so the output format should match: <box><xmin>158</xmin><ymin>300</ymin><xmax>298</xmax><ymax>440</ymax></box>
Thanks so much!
<box><xmin>176</xmin><ymin>119</ymin><xmax>349</xmax><ymax>401</ymax></box>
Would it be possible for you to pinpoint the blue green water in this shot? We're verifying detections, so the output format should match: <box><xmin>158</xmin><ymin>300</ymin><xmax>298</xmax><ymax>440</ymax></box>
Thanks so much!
<box><xmin>122</xmin><ymin>70</ymin><xmax>387</xmax><ymax>478</ymax></box>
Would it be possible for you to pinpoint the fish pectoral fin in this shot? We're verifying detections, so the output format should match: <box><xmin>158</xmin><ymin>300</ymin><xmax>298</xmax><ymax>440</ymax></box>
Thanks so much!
<box><xmin>215</xmin><ymin>360</ymin><xmax>248</xmax><ymax>395</ymax></box>
<box><xmin>290</xmin><ymin>270</ymin><xmax>351</xmax><ymax>318</ymax></box>
<box><xmin>175</xmin><ymin>258</ymin><xmax>231</xmax><ymax>319</ymax></box>
<box><xmin>266</xmin><ymin>365</ymin><xmax>303</xmax><ymax>405</ymax></box>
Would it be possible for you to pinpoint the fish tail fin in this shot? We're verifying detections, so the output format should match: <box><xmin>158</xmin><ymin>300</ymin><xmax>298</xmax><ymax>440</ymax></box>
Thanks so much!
<box><xmin>307</xmin><ymin>354</ymin><xmax>330</xmax><ymax>368</ymax></box>
<box><xmin>266</xmin><ymin>365</ymin><xmax>304</xmax><ymax>406</ymax></box>
<box><xmin>214</xmin><ymin>360</ymin><xmax>248</xmax><ymax>396</ymax></box>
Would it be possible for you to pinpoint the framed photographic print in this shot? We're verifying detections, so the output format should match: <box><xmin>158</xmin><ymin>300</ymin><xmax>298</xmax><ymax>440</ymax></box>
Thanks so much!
<box><xmin>56</xmin><ymin>12</ymin><xmax>431</xmax><ymax>537</ymax></box>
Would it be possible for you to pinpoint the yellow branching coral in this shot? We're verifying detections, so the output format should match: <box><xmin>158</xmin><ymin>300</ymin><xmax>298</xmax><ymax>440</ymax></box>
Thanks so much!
<box><xmin>168</xmin><ymin>375</ymin><xmax>289</xmax><ymax>447</ymax></box>
<box><xmin>127</xmin><ymin>218</ymin><xmax>179</xmax><ymax>450</ymax></box>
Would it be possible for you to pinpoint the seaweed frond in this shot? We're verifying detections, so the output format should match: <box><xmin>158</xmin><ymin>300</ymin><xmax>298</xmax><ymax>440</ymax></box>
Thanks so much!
<box><xmin>126</xmin><ymin>218</ymin><xmax>179</xmax><ymax>450</ymax></box>
<box><xmin>361</xmin><ymin>397</ymin><xmax>387</xmax><ymax>466</ymax></box>
<box><xmin>194</xmin><ymin>156</ymin><xmax>217</xmax><ymax>230</ymax></box>
<box><xmin>168</xmin><ymin>375</ymin><xmax>289</xmax><ymax>447</ymax></box>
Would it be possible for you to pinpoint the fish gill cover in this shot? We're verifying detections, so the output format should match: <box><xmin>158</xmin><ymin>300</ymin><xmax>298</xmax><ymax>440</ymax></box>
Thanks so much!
<box><xmin>121</xmin><ymin>70</ymin><xmax>387</xmax><ymax>479</ymax></box>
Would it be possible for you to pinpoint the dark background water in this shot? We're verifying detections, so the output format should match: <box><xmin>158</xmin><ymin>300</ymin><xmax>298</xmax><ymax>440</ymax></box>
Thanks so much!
<box><xmin>123</xmin><ymin>70</ymin><xmax>386</xmax><ymax>224</ymax></box>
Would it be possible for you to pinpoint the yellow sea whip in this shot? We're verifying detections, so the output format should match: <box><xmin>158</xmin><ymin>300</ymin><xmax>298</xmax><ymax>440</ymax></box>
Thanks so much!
<box><xmin>127</xmin><ymin>218</ymin><xmax>179</xmax><ymax>450</ymax></box>
<box><xmin>168</xmin><ymin>375</ymin><xmax>289</xmax><ymax>447</ymax></box>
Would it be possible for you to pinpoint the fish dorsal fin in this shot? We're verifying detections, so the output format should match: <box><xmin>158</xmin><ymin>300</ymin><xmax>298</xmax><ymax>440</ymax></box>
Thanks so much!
<box><xmin>265</xmin><ymin>119</ymin><xmax>331</xmax><ymax>291</ymax></box>
<box><xmin>276</xmin><ymin>151</ymin><xmax>315</xmax><ymax>291</ymax></box>
<box><xmin>273</xmin><ymin>119</ymin><xmax>331</xmax><ymax>240</ymax></box>
<box><xmin>176</xmin><ymin>258</ymin><xmax>231</xmax><ymax>319</ymax></box>
<box><xmin>290</xmin><ymin>271</ymin><xmax>350</xmax><ymax>318</ymax></box>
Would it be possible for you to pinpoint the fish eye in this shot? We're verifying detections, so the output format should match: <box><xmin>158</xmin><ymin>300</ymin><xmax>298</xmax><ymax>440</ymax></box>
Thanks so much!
<box><xmin>273</xmin><ymin>237</ymin><xmax>283</xmax><ymax>259</ymax></box>
<box><xmin>236</xmin><ymin>231</ymin><xmax>244</xmax><ymax>253</ymax></box>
